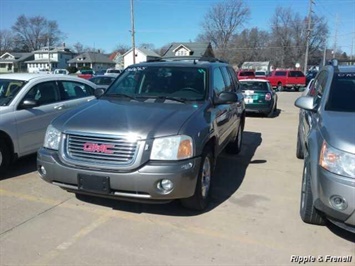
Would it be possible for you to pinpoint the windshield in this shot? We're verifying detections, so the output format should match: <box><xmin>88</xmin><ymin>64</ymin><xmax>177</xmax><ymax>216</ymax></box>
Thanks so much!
<box><xmin>0</xmin><ymin>79</ymin><xmax>25</xmax><ymax>106</ymax></box>
<box><xmin>325</xmin><ymin>73</ymin><xmax>355</xmax><ymax>112</ymax></box>
<box><xmin>105</xmin><ymin>66</ymin><xmax>207</xmax><ymax>101</ymax></box>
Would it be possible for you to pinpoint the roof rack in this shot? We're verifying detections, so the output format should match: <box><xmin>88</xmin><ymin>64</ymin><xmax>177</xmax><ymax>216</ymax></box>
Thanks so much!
<box><xmin>147</xmin><ymin>56</ymin><xmax>228</xmax><ymax>64</ymax></box>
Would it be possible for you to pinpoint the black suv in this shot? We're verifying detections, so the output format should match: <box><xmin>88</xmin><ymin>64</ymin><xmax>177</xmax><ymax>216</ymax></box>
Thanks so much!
<box><xmin>37</xmin><ymin>57</ymin><xmax>246</xmax><ymax>210</ymax></box>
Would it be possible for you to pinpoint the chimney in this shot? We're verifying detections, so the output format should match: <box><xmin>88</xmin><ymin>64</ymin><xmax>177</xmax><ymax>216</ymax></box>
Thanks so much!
<box><xmin>62</xmin><ymin>42</ymin><xmax>65</xmax><ymax>47</ymax></box>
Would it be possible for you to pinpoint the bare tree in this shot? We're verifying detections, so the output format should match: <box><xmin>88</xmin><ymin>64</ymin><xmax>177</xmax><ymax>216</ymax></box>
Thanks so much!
<box><xmin>72</xmin><ymin>42</ymin><xmax>85</xmax><ymax>53</ymax></box>
<box><xmin>0</xmin><ymin>30</ymin><xmax>14</xmax><ymax>54</ymax></box>
<box><xmin>12</xmin><ymin>15</ymin><xmax>64</xmax><ymax>52</ymax></box>
<box><xmin>230</xmin><ymin>28</ymin><xmax>271</xmax><ymax>65</ymax></box>
<box><xmin>198</xmin><ymin>0</ymin><xmax>250</xmax><ymax>59</ymax></box>
<box><xmin>113</xmin><ymin>44</ymin><xmax>130</xmax><ymax>55</ymax></box>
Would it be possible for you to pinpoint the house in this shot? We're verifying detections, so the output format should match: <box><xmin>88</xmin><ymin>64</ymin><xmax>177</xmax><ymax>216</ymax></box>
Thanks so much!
<box><xmin>163</xmin><ymin>42</ymin><xmax>215</xmax><ymax>59</ymax></box>
<box><xmin>109</xmin><ymin>52</ymin><xmax>124</xmax><ymax>70</ymax></box>
<box><xmin>123</xmin><ymin>47</ymin><xmax>161</xmax><ymax>68</ymax></box>
<box><xmin>0</xmin><ymin>52</ymin><xmax>34</xmax><ymax>73</ymax></box>
<box><xmin>68</xmin><ymin>52</ymin><xmax>115</xmax><ymax>71</ymax></box>
<box><xmin>25</xmin><ymin>45</ymin><xmax>76</xmax><ymax>73</ymax></box>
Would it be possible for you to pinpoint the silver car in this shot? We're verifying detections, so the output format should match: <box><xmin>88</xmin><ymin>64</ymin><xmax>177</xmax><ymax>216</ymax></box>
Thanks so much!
<box><xmin>295</xmin><ymin>60</ymin><xmax>355</xmax><ymax>233</ymax></box>
<box><xmin>0</xmin><ymin>73</ymin><xmax>98</xmax><ymax>173</ymax></box>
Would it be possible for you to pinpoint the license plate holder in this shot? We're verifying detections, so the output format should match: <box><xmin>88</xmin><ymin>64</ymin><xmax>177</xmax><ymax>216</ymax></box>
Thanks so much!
<box><xmin>78</xmin><ymin>174</ymin><xmax>110</xmax><ymax>194</ymax></box>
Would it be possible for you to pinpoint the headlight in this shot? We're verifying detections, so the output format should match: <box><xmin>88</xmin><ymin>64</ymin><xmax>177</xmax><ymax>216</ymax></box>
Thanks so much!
<box><xmin>319</xmin><ymin>141</ymin><xmax>355</xmax><ymax>178</ymax></box>
<box><xmin>43</xmin><ymin>125</ymin><xmax>61</xmax><ymax>150</ymax></box>
<box><xmin>150</xmin><ymin>135</ymin><xmax>193</xmax><ymax>160</ymax></box>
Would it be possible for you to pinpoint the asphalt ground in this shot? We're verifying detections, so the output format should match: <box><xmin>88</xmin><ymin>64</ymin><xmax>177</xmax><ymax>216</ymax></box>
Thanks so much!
<box><xmin>1</xmin><ymin>91</ymin><xmax>354</xmax><ymax>266</ymax></box>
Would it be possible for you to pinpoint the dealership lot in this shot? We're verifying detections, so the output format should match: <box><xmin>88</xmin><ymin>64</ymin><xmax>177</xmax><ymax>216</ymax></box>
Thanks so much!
<box><xmin>0</xmin><ymin>92</ymin><xmax>354</xmax><ymax>265</ymax></box>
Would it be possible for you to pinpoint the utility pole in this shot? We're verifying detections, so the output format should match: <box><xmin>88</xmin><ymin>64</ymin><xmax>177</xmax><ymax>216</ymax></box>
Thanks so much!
<box><xmin>47</xmin><ymin>37</ymin><xmax>51</xmax><ymax>72</ymax></box>
<box><xmin>333</xmin><ymin>14</ymin><xmax>339</xmax><ymax>58</ymax></box>
<box><xmin>304</xmin><ymin>0</ymin><xmax>314</xmax><ymax>73</ymax></box>
<box><xmin>130</xmin><ymin>0</ymin><xmax>136</xmax><ymax>64</ymax></box>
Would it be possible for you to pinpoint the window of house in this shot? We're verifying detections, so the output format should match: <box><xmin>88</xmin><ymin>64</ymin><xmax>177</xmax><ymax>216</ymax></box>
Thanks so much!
<box><xmin>175</xmin><ymin>49</ymin><xmax>188</xmax><ymax>56</ymax></box>
<box><xmin>39</xmin><ymin>54</ymin><xmax>43</xmax><ymax>58</ymax></box>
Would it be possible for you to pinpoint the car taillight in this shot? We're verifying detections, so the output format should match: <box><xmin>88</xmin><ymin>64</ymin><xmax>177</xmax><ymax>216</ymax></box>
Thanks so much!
<box><xmin>265</xmin><ymin>93</ymin><xmax>272</xmax><ymax>101</ymax></box>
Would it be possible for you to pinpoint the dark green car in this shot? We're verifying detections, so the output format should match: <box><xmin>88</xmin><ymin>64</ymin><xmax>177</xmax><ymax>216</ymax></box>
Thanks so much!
<box><xmin>240</xmin><ymin>79</ymin><xmax>278</xmax><ymax>117</ymax></box>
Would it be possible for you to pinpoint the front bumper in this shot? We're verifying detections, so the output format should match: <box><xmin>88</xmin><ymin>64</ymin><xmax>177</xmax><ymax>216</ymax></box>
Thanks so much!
<box><xmin>37</xmin><ymin>147</ymin><xmax>201</xmax><ymax>202</ymax></box>
<box><xmin>314</xmin><ymin>167</ymin><xmax>355</xmax><ymax>232</ymax></box>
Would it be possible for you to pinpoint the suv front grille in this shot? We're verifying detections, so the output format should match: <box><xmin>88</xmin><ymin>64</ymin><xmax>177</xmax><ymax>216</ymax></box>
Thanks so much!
<box><xmin>63</xmin><ymin>133</ymin><xmax>139</xmax><ymax>167</ymax></box>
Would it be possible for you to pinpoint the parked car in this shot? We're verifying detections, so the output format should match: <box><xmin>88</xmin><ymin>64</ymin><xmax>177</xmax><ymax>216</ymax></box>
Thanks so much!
<box><xmin>0</xmin><ymin>74</ymin><xmax>98</xmax><ymax>173</ymax></box>
<box><xmin>77</xmin><ymin>69</ymin><xmax>94</xmax><ymax>79</ymax></box>
<box><xmin>240</xmin><ymin>79</ymin><xmax>277</xmax><ymax>117</ymax></box>
<box><xmin>53</xmin><ymin>69</ymin><xmax>69</xmax><ymax>75</ymax></box>
<box><xmin>105</xmin><ymin>68</ymin><xmax>122</xmax><ymax>77</ymax></box>
<box><xmin>89</xmin><ymin>74</ymin><xmax>116</xmax><ymax>90</ymax></box>
<box><xmin>37</xmin><ymin>58</ymin><xmax>246</xmax><ymax>210</ymax></box>
<box><xmin>306</xmin><ymin>70</ymin><xmax>318</xmax><ymax>86</ymax></box>
<box><xmin>254</xmin><ymin>71</ymin><xmax>267</xmax><ymax>78</ymax></box>
<box><xmin>266</xmin><ymin>70</ymin><xmax>306</xmax><ymax>91</ymax></box>
<box><xmin>94</xmin><ymin>69</ymin><xmax>107</xmax><ymax>76</ymax></box>
<box><xmin>237</xmin><ymin>70</ymin><xmax>255</xmax><ymax>80</ymax></box>
<box><xmin>294</xmin><ymin>59</ymin><xmax>355</xmax><ymax>233</ymax></box>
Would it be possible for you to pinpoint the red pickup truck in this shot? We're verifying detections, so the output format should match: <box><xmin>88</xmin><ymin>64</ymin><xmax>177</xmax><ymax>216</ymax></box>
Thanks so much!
<box><xmin>266</xmin><ymin>70</ymin><xmax>306</xmax><ymax>91</ymax></box>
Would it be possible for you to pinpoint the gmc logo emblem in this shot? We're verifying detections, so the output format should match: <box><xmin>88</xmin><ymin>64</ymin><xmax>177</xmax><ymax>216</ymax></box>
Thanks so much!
<box><xmin>83</xmin><ymin>142</ymin><xmax>114</xmax><ymax>154</ymax></box>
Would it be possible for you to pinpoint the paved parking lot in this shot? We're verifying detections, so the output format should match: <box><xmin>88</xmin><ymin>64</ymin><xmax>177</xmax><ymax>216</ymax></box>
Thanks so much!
<box><xmin>1</xmin><ymin>91</ymin><xmax>354</xmax><ymax>266</ymax></box>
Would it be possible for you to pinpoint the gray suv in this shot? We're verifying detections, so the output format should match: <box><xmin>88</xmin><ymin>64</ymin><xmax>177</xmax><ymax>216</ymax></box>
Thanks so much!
<box><xmin>295</xmin><ymin>60</ymin><xmax>355</xmax><ymax>233</ymax></box>
<box><xmin>37</xmin><ymin>58</ymin><xmax>246</xmax><ymax>210</ymax></box>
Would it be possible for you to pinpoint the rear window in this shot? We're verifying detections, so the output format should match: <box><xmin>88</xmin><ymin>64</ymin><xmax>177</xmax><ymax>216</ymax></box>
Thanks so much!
<box><xmin>325</xmin><ymin>73</ymin><xmax>355</xmax><ymax>112</ymax></box>
<box><xmin>240</xmin><ymin>81</ymin><xmax>268</xmax><ymax>91</ymax></box>
<box><xmin>239</xmin><ymin>71</ymin><xmax>255</xmax><ymax>77</ymax></box>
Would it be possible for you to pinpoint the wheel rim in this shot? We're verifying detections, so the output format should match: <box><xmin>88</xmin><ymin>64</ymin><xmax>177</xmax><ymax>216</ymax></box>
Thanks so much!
<box><xmin>201</xmin><ymin>156</ymin><xmax>211</xmax><ymax>198</ymax></box>
<box><xmin>301</xmin><ymin>163</ymin><xmax>307</xmax><ymax>211</ymax></box>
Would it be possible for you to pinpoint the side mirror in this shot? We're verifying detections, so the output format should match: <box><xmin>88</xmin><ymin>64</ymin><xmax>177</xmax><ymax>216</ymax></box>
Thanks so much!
<box><xmin>94</xmin><ymin>88</ymin><xmax>105</xmax><ymax>98</ymax></box>
<box><xmin>294</xmin><ymin>96</ymin><xmax>316</xmax><ymax>112</ymax></box>
<box><xmin>19</xmin><ymin>99</ymin><xmax>38</xmax><ymax>109</ymax></box>
<box><xmin>214</xmin><ymin>91</ymin><xmax>238</xmax><ymax>105</ymax></box>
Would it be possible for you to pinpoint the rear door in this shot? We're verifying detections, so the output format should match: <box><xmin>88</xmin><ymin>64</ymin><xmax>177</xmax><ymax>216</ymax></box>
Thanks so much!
<box><xmin>58</xmin><ymin>80</ymin><xmax>96</xmax><ymax>110</ymax></box>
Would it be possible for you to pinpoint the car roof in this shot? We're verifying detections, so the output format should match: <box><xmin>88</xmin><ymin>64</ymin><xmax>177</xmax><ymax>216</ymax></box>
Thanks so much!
<box><xmin>129</xmin><ymin>58</ymin><xmax>230</xmax><ymax>68</ymax></box>
<box><xmin>0</xmin><ymin>73</ymin><xmax>95</xmax><ymax>83</ymax></box>
<box><xmin>239</xmin><ymin>78</ymin><xmax>270</xmax><ymax>82</ymax></box>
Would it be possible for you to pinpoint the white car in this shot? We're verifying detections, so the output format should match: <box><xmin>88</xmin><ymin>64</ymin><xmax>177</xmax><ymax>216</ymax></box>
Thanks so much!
<box><xmin>0</xmin><ymin>73</ymin><xmax>98</xmax><ymax>173</ymax></box>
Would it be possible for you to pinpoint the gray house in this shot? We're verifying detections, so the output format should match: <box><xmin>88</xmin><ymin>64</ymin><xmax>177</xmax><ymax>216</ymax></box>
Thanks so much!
<box><xmin>163</xmin><ymin>42</ymin><xmax>215</xmax><ymax>59</ymax></box>
<box><xmin>0</xmin><ymin>52</ymin><xmax>34</xmax><ymax>73</ymax></box>
<box><xmin>68</xmin><ymin>52</ymin><xmax>115</xmax><ymax>71</ymax></box>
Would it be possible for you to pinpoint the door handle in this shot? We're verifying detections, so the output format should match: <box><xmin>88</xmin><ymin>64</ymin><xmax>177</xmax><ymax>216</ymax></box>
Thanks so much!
<box><xmin>54</xmin><ymin>104</ymin><xmax>65</xmax><ymax>110</ymax></box>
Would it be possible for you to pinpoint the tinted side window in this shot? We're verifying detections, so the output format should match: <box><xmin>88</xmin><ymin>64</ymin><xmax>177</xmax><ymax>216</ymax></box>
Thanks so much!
<box><xmin>213</xmin><ymin>68</ymin><xmax>226</xmax><ymax>95</ymax></box>
<box><xmin>275</xmin><ymin>71</ymin><xmax>287</xmax><ymax>76</ymax></box>
<box><xmin>220</xmin><ymin>67</ymin><xmax>234</xmax><ymax>92</ymax></box>
<box><xmin>313</xmin><ymin>71</ymin><xmax>327</xmax><ymax>107</ymax></box>
<box><xmin>227</xmin><ymin>66</ymin><xmax>239</xmax><ymax>92</ymax></box>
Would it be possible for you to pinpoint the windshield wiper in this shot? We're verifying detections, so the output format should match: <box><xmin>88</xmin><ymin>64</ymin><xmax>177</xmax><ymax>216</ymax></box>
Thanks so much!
<box><xmin>149</xmin><ymin>96</ymin><xmax>187</xmax><ymax>103</ymax></box>
<box><xmin>106</xmin><ymin>93</ymin><xmax>137</xmax><ymax>100</ymax></box>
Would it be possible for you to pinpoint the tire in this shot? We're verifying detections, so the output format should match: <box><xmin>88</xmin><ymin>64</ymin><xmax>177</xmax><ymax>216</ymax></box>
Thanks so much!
<box><xmin>296</xmin><ymin>129</ymin><xmax>304</xmax><ymax>159</ymax></box>
<box><xmin>181</xmin><ymin>149</ymin><xmax>213</xmax><ymax>211</ymax></box>
<box><xmin>0</xmin><ymin>139</ymin><xmax>11</xmax><ymax>174</ymax></box>
<box><xmin>226</xmin><ymin>124</ymin><xmax>243</xmax><ymax>154</ymax></box>
<box><xmin>300</xmin><ymin>158</ymin><xmax>325</xmax><ymax>225</ymax></box>
<box><xmin>294</xmin><ymin>87</ymin><xmax>299</xmax><ymax>92</ymax></box>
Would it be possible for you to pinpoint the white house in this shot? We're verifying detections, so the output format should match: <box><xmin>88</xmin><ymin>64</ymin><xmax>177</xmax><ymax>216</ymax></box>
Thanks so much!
<box><xmin>123</xmin><ymin>47</ymin><xmax>161</xmax><ymax>68</ymax></box>
<box><xmin>0</xmin><ymin>52</ymin><xmax>34</xmax><ymax>73</ymax></box>
<box><xmin>25</xmin><ymin>45</ymin><xmax>76</xmax><ymax>73</ymax></box>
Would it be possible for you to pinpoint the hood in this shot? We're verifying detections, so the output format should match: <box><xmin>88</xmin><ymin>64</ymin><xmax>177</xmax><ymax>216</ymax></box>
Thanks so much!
<box><xmin>53</xmin><ymin>99</ymin><xmax>202</xmax><ymax>139</ymax></box>
<box><xmin>320</xmin><ymin>111</ymin><xmax>355</xmax><ymax>154</ymax></box>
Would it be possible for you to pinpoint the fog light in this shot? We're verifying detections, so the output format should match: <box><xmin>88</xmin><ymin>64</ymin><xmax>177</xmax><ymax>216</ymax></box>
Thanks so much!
<box><xmin>330</xmin><ymin>195</ymin><xmax>347</xmax><ymax>210</ymax></box>
<box><xmin>38</xmin><ymin>165</ymin><xmax>47</xmax><ymax>176</ymax></box>
<box><xmin>157</xmin><ymin>179</ymin><xmax>174</xmax><ymax>193</ymax></box>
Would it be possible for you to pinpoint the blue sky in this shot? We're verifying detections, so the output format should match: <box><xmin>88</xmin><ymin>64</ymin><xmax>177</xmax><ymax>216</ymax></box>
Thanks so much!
<box><xmin>0</xmin><ymin>0</ymin><xmax>354</xmax><ymax>55</ymax></box>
